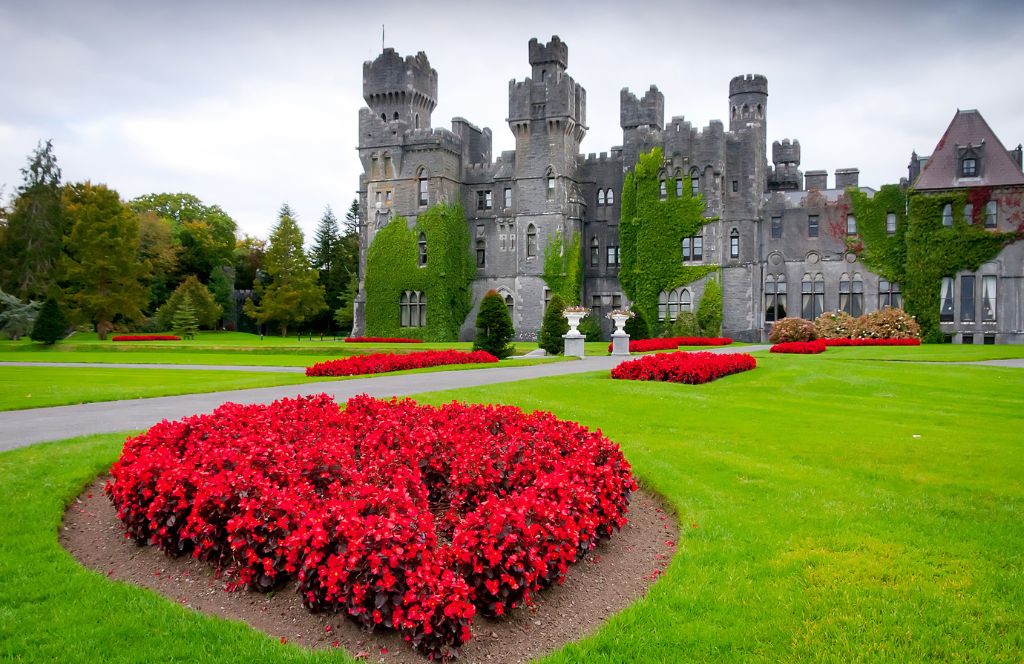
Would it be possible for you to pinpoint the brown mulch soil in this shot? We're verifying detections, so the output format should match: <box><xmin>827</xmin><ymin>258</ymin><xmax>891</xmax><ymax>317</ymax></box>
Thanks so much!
<box><xmin>61</xmin><ymin>477</ymin><xmax>679</xmax><ymax>664</ymax></box>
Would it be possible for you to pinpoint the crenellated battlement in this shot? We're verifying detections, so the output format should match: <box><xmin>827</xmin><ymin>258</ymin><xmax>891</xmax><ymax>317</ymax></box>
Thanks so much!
<box><xmin>772</xmin><ymin>139</ymin><xmax>801</xmax><ymax>166</ymax></box>
<box><xmin>621</xmin><ymin>86</ymin><xmax>664</xmax><ymax>130</ymax></box>
<box><xmin>729</xmin><ymin>73</ymin><xmax>768</xmax><ymax>97</ymax></box>
<box><xmin>528</xmin><ymin>35</ymin><xmax>568</xmax><ymax>68</ymax></box>
<box><xmin>363</xmin><ymin>48</ymin><xmax>437</xmax><ymax>105</ymax></box>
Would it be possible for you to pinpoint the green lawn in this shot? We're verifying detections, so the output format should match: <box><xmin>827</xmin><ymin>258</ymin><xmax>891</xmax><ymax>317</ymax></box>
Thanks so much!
<box><xmin>0</xmin><ymin>351</ymin><xmax>1020</xmax><ymax>661</ymax></box>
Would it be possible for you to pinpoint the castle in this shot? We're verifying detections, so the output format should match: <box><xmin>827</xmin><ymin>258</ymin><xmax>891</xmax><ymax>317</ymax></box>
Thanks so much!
<box><xmin>353</xmin><ymin>36</ymin><xmax>1024</xmax><ymax>344</ymax></box>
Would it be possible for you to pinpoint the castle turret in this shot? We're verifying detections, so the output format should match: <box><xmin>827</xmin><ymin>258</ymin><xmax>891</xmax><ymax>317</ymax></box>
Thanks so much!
<box><xmin>362</xmin><ymin>48</ymin><xmax>437</xmax><ymax>130</ymax></box>
<box><xmin>729</xmin><ymin>74</ymin><xmax>768</xmax><ymax>133</ymax></box>
<box><xmin>768</xmin><ymin>138</ymin><xmax>802</xmax><ymax>191</ymax></box>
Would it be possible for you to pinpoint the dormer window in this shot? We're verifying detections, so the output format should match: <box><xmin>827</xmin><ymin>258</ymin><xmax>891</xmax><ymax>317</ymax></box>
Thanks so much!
<box><xmin>961</xmin><ymin>157</ymin><xmax>977</xmax><ymax>177</ymax></box>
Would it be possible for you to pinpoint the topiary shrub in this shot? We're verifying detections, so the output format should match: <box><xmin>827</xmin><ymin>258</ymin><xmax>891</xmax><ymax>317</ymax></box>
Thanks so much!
<box><xmin>473</xmin><ymin>290</ymin><xmax>515</xmax><ymax>359</ymax></box>
<box><xmin>814</xmin><ymin>310</ymin><xmax>856</xmax><ymax>339</ymax></box>
<box><xmin>538</xmin><ymin>294</ymin><xmax>568</xmax><ymax>354</ymax></box>
<box><xmin>624</xmin><ymin>306</ymin><xmax>650</xmax><ymax>340</ymax></box>
<box><xmin>696</xmin><ymin>277</ymin><xmax>723</xmax><ymax>336</ymax></box>
<box><xmin>30</xmin><ymin>297</ymin><xmax>69</xmax><ymax>345</ymax></box>
<box><xmin>852</xmin><ymin>307</ymin><xmax>921</xmax><ymax>339</ymax></box>
<box><xmin>667</xmin><ymin>311</ymin><xmax>702</xmax><ymax>337</ymax></box>
<box><xmin>768</xmin><ymin>317</ymin><xmax>818</xmax><ymax>344</ymax></box>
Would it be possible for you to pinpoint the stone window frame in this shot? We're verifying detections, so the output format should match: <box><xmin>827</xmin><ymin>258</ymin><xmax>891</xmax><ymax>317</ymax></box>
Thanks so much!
<box><xmin>417</xmin><ymin>232</ymin><xmax>427</xmax><ymax>267</ymax></box>
<box><xmin>606</xmin><ymin>188</ymin><xmax>614</xmax><ymax>206</ymax></box>
<box><xmin>504</xmin><ymin>187</ymin><xmax>512</xmax><ymax>209</ymax></box>
<box><xmin>764</xmin><ymin>274</ymin><xmax>787</xmax><ymax>322</ymax></box>
<box><xmin>885</xmin><ymin>212</ymin><xmax>896</xmax><ymax>235</ymax></box>
<box><xmin>942</xmin><ymin>203</ymin><xmax>953</xmax><ymax>227</ymax></box>
<box><xmin>985</xmin><ymin>200</ymin><xmax>997</xmax><ymax>228</ymax></box>
<box><xmin>689</xmin><ymin>168</ymin><xmax>700</xmax><ymax>197</ymax></box>
<box><xmin>400</xmin><ymin>291</ymin><xmax>426</xmax><ymax>328</ymax></box>
<box><xmin>545</xmin><ymin>167</ymin><xmax>556</xmax><ymax>200</ymax></box>
<box><xmin>526</xmin><ymin>224</ymin><xmax>538</xmax><ymax>258</ymax></box>
<box><xmin>590</xmin><ymin>236</ymin><xmax>600</xmax><ymax>267</ymax></box>
<box><xmin>940</xmin><ymin>276</ymin><xmax>955</xmax><ymax>322</ymax></box>
<box><xmin>417</xmin><ymin>167</ymin><xmax>429</xmax><ymax>207</ymax></box>
<box><xmin>475</xmin><ymin>238</ymin><xmax>486</xmax><ymax>268</ymax></box>
<box><xmin>729</xmin><ymin>228</ymin><xmax>740</xmax><ymax>259</ymax></box>
<box><xmin>878</xmin><ymin>279</ymin><xmax>902</xmax><ymax>310</ymax></box>
<box><xmin>846</xmin><ymin>214</ymin><xmax>857</xmax><ymax>236</ymax></box>
<box><xmin>770</xmin><ymin>216</ymin><xmax>782</xmax><ymax>240</ymax></box>
<box><xmin>597</xmin><ymin>189</ymin><xmax>606</xmax><ymax>207</ymax></box>
<box><xmin>808</xmin><ymin>214</ymin><xmax>819</xmax><ymax>238</ymax></box>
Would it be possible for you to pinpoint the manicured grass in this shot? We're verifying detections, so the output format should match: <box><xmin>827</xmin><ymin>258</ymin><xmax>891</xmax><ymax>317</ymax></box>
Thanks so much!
<box><xmin>1</xmin><ymin>353</ymin><xmax>1020</xmax><ymax>661</ymax></box>
<box><xmin>0</xmin><ymin>367</ymin><xmax>324</xmax><ymax>411</ymax></box>
<box><xmin>820</xmin><ymin>343</ymin><xmax>1024</xmax><ymax>362</ymax></box>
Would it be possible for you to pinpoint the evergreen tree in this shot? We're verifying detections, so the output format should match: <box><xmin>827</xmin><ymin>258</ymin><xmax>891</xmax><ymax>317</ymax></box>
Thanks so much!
<box><xmin>578</xmin><ymin>315</ymin><xmax>603</xmax><ymax>342</ymax></box>
<box><xmin>696</xmin><ymin>277</ymin><xmax>723</xmax><ymax>336</ymax></box>
<box><xmin>538</xmin><ymin>294</ymin><xmax>569</xmax><ymax>355</ymax></box>
<box><xmin>343</xmin><ymin>199</ymin><xmax>360</xmax><ymax>236</ymax></box>
<box><xmin>61</xmin><ymin>182</ymin><xmax>150</xmax><ymax>340</ymax></box>
<box><xmin>0</xmin><ymin>289</ymin><xmax>41</xmax><ymax>340</ymax></box>
<box><xmin>1</xmin><ymin>140</ymin><xmax>65</xmax><ymax>299</ymax></box>
<box><xmin>310</xmin><ymin>206</ymin><xmax>349</xmax><ymax>332</ymax></box>
<box><xmin>155</xmin><ymin>274</ymin><xmax>222</xmax><ymax>330</ymax></box>
<box><xmin>30</xmin><ymin>297</ymin><xmax>68</xmax><ymax>344</ymax></box>
<box><xmin>243</xmin><ymin>204</ymin><xmax>327</xmax><ymax>336</ymax></box>
<box><xmin>473</xmin><ymin>290</ymin><xmax>515</xmax><ymax>358</ymax></box>
<box><xmin>624</xmin><ymin>306</ymin><xmax>650</xmax><ymax>339</ymax></box>
<box><xmin>171</xmin><ymin>292</ymin><xmax>199</xmax><ymax>339</ymax></box>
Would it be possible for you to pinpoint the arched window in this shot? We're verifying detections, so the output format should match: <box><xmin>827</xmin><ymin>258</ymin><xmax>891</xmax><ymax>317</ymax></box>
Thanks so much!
<box><xmin>851</xmin><ymin>273</ymin><xmax>864</xmax><ymax>317</ymax></box>
<box><xmin>963</xmin><ymin>203</ymin><xmax>973</xmax><ymax>224</ymax></box>
<box><xmin>400</xmin><ymin>291</ymin><xmax>425</xmax><ymax>327</ymax></box>
<box><xmin>417</xmin><ymin>169</ymin><xmax>429</xmax><ymax>206</ymax></box>
<box><xmin>986</xmin><ymin>200</ymin><xmax>997</xmax><ymax>228</ymax></box>
<box><xmin>840</xmin><ymin>274</ymin><xmax>851</xmax><ymax>314</ymax></box>
<box><xmin>546</xmin><ymin>169</ymin><xmax>556</xmax><ymax>200</ymax></box>
<box><xmin>675</xmin><ymin>173</ymin><xmax>683</xmax><ymax>198</ymax></box>
<box><xmin>414</xmin><ymin>113</ymin><xmax>420</xmax><ymax>129</ymax></box>
<box><xmin>680</xmin><ymin>288</ymin><xmax>692</xmax><ymax>314</ymax></box>
<box><xmin>526</xmin><ymin>224</ymin><xmax>537</xmax><ymax>257</ymax></box>
<box><xmin>504</xmin><ymin>292</ymin><xmax>515</xmax><ymax>321</ymax></box>
<box><xmin>418</xmin><ymin>232</ymin><xmax>427</xmax><ymax>267</ymax></box>
<box><xmin>690</xmin><ymin>169</ymin><xmax>700</xmax><ymax>197</ymax></box>
<box><xmin>667</xmin><ymin>289</ymin><xmax>679</xmax><ymax>321</ymax></box>
<box><xmin>476</xmin><ymin>239</ymin><xmax>486</xmax><ymax>268</ymax></box>
<box><xmin>814</xmin><ymin>274</ymin><xmax>825</xmax><ymax>318</ymax></box>
<box><xmin>417</xmin><ymin>292</ymin><xmax>427</xmax><ymax>327</ymax></box>
<box><xmin>541</xmin><ymin>69</ymin><xmax>547</xmax><ymax>82</ymax></box>
<box><xmin>393</xmin><ymin>112</ymin><xmax>400</xmax><ymax>121</ymax></box>
<box><xmin>590</xmin><ymin>236</ymin><xmax>600</xmax><ymax>267</ymax></box>
<box><xmin>400</xmin><ymin>291</ymin><xmax>410</xmax><ymax>327</ymax></box>
<box><xmin>802</xmin><ymin>274</ymin><xmax>824</xmax><ymax>319</ymax></box>
<box><xmin>730</xmin><ymin>229</ymin><xmax>740</xmax><ymax>259</ymax></box>
<box><xmin>658</xmin><ymin>290</ymin><xmax>668</xmax><ymax>321</ymax></box>
<box><xmin>942</xmin><ymin>203</ymin><xmax>953</xmax><ymax>227</ymax></box>
<box><xmin>606</xmin><ymin>188</ymin><xmax>614</xmax><ymax>205</ymax></box>
<box><xmin>597</xmin><ymin>189</ymin><xmax>606</xmax><ymax>207</ymax></box>
<box><xmin>659</xmin><ymin>179</ymin><xmax>667</xmax><ymax>200</ymax></box>
<box><xmin>381</xmin><ymin>113</ymin><xmax>387</xmax><ymax>123</ymax></box>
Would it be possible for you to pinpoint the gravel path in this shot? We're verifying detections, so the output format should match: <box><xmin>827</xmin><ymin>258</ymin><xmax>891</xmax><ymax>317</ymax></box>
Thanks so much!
<box><xmin>0</xmin><ymin>346</ymin><xmax>769</xmax><ymax>451</ymax></box>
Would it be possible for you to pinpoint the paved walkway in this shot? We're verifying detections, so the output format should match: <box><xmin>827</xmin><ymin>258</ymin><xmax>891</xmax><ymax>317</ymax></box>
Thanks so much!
<box><xmin>0</xmin><ymin>346</ymin><xmax>767</xmax><ymax>452</ymax></box>
<box><xmin>0</xmin><ymin>361</ymin><xmax>306</xmax><ymax>373</ymax></box>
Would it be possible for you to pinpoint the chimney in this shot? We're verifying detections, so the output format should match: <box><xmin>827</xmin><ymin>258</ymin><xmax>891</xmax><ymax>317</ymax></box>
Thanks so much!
<box><xmin>835</xmin><ymin>168</ymin><xmax>860</xmax><ymax>190</ymax></box>
<box><xmin>804</xmin><ymin>170</ymin><xmax>828</xmax><ymax>190</ymax></box>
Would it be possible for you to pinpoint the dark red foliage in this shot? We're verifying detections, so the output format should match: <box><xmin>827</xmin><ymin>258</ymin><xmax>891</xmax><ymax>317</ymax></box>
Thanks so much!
<box><xmin>344</xmin><ymin>337</ymin><xmax>425</xmax><ymax>344</ymax></box>
<box><xmin>610</xmin><ymin>351</ymin><xmax>756</xmax><ymax>384</ymax></box>
<box><xmin>111</xmin><ymin>335</ymin><xmax>182</xmax><ymax>341</ymax></box>
<box><xmin>770</xmin><ymin>340</ymin><xmax>828</xmax><ymax>354</ymax></box>
<box><xmin>306</xmin><ymin>350</ymin><xmax>498</xmax><ymax>377</ymax></box>
<box><xmin>823</xmin><ymin>338</ymin><xmax>922</xmax><ymax>347</ymax></box>
<box><xmin>106</xmin><ymin>394</ymin><xmax>635</xmax><ymax>660</ymax></box>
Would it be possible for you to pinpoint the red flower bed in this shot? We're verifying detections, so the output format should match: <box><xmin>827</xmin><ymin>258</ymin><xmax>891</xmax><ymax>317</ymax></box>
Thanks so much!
<box><xmin>111</xmin><ymin>335</ymin><xmax>182</xmax><ymax>341</ymax></box>
<box><xmin>306</xmin><ymin>349</ymin><xmax>498</xmax><ymax>377</ymax></box>
<box><xmin>770</xmin><ymin>340</ymin><xmax>827</xmax><ymax>354</ymax></box>
<box><xmin>677</xmin><ymin>337</ymin><xmax>733</xmax><ymax>346</ymax></box>
<box><xmin>105</xmin><ymin>394</ymin><xmax>635</xmax><ymax>660</ymax></box>
<box><xmin>611</xmin><ymin>351</ymin><xmax>756</xmax><ymax>384</ymax></box>
<box><xmin>344</xmin><ymin>337</ymin><xmax>424</xmax><ymax>344</ymax></box>
<box><xmin>823</xmin><ymin>338</ymin><xmax>922</xmax><ymax>347</ymax></box>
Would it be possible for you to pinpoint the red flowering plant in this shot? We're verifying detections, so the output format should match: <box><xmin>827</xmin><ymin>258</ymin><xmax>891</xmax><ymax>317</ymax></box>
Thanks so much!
<box><xmin>676</xmin><ymin>337</ymin><xmax>733</xmax><ymax>346</ymax></box>
<box><xmin>770</xmin><ymin>340</ymin><xmax>827</xmax><ymax>354</ymax></box>
<box><xmin>823</xmin><ymin>338</ymin><xmax>921</xmax><ymax>347</ymax></box>
<box><xmin>608</xmin><ymin>337</ymin><xmax>734</xmax><ymax>353</ymax></box>
<box><xmin>112</xmin><ymin>334</ymin><xmax>181</xmax><ymax>341</ymax></box>
<box><xmin>611</xmin><ymin>351</ymin><xmax>756</xmax><ymax>384</ymax></box>
<box><xmin>306</xmin><ymin>349</ymin><xmax>498</xmax><ymax>377</ymax></box>
<box><xmin>106</xmin><ymin>394</ymin><xmax>636</xmax><ymax>660</ymax></box>
<box><xmin>344</xmin><ymin>337</ymin><xmax>424</xmax><ymax>343</ymax></box>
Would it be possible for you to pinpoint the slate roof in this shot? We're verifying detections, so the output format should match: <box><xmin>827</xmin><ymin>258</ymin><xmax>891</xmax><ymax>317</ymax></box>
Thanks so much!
<box><xmin>913</xmin><ymin>109</ymin><xmax>1024</xmax><ymax>190</ymax></box>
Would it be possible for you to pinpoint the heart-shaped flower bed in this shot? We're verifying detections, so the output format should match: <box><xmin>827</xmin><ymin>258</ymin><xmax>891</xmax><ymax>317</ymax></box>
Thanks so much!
<box><xmin>105</xmin><ymin>394</ymin><xmax>636</xmax><ymax>660</ymax></box>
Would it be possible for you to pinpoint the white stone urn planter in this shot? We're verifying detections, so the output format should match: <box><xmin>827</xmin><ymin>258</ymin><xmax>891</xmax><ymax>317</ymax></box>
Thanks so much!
<box><xmin>562</xmin><ymin>306</ymin><xmax>588</xmax><ymax>358</ymax></box>
<box><xmin>608</xmin><ymin>308</ymin><xmax>634</xmax><ymax>356</ymax></box>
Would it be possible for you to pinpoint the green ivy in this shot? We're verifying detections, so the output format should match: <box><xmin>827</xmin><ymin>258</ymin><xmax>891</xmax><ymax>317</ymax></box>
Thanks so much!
<box><xmin>620</xmin><ymin>147</ymin><xmax>719</xmax><ymax>325</ymax></box>
<box><xmin>696</xmin><ymin>276</ymin><xmax>723</xmax><ymax>335</ymax></box>
<box><xmin>542</xmin><ymin>229</ymin><xmax>582</xmax><ymax>305</ymax></box>
<box><xmin>364</xmin><ymin>203</ymin><xmax>474</xmax><ymax>341</ymax></box>
<box><xmin>849</xmin><ymin>186</ymin><xmax>1020</xmax><ymax>342</ymax></box>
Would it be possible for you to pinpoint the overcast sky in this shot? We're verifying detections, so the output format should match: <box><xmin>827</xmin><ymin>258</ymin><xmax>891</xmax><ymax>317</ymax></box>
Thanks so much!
<box><xmin>2</xmin><ymin>0</ymin><xmax>1022</xmax><ymax>241</ymax></box>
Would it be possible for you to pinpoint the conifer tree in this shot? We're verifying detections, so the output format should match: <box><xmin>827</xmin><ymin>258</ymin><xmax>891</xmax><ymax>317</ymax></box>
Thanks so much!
<box><xmin>310</xmin><ymin>206</ymin><xmax>349</xmax><ymax>332</ymax></box>
<box><xmin>538</xmin><ymin>294</ymin><xmax>569</xmax><ymax>355</ymax></box>
<box><xmin>473</xmin><ymin>290</ymin><xmax>515</xmax><ymax>358</ymax></box>
<box><xmin>0</xmin><ymin>289</ymin><xmax>40</xmax><ymax>340</ymax></box>
<box><xmin>171</xmin><ymin>292</ymin><xmax>199</xmax><ymax>339</ymax></box>
<box><xmin>243</xmin><ymin>204</ymin><xmax>326</xmax><ymax>336</ymax></box>
<box><xmin>61</xmin><ymin>182</ymin><xmax>149</xmax><ymax>339</ymax></box>
<box><xmin>30</xmin><ymin>297</ymin><xmax>68</xmax><ymax>344</ymax></box>
<box><xmin>1</xmin><ymin>140</ymin><xmax>65</xmax><ymax>299</ymax></box>
<box><xmin>155</xmin><ymin>274</ymin><xmax>222</xmax><ymax>330</ymax></box>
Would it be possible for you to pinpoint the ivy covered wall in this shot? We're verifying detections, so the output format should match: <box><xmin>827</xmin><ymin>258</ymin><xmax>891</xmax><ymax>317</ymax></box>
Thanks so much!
<box><xmin>364</xmin><ymin>203</ymin><xmax>474</xmax><ymax>340</ymax></box>
<box><xmin>542</xmin><ymin>229</ymin><xmax>582</xmax><ymax>306</ymax></box>
<box><xmin>619</xmin><ymin>147</ymin><xmax>718</xmax><ymax>325</ymax></box>
<box><xmin>849</xmin><ymin>185</ymin><xmax>1020</xmax><ymax>342</ymax></box>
